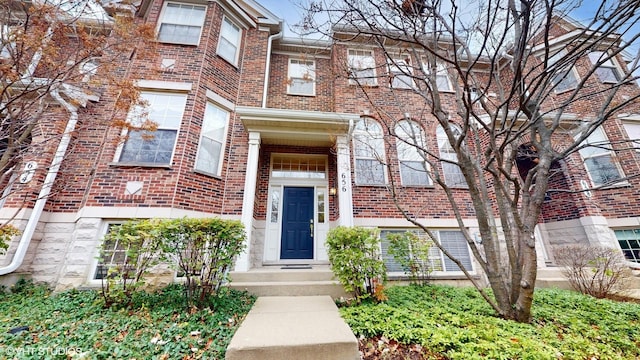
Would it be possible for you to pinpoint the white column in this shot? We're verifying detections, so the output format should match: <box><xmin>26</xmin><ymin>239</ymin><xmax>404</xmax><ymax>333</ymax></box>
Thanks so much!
<box><xmin>236</xmin><ymin>132</ymin><xmax>261</xmax><ymax>271</ymax></box>
<box><xmin>336</xmin><ymin>135</ymin><xmax>354</xmax><ymax>226</ymax></box>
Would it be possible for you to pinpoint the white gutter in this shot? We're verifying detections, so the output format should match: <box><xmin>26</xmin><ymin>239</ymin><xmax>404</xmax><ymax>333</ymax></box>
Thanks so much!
<box><xmin>0</xmin><ymin>86</ymin><xmax>79</xmax><ymax>275</ymax></box>
<box><xmin>261</xmin><ymin>23</ymin><xmax>283</xmax><ymax>108</ymax></box>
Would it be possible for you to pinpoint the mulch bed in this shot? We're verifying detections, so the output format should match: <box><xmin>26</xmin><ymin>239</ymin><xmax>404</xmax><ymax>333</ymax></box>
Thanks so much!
<box><xmin>359</xmin><ymin>336</ymin><xmax>446</xmax><ymax>360</ymax></box>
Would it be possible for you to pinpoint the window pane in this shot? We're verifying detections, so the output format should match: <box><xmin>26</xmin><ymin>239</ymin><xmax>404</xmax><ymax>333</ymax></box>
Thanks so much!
<box><xmin>623</xmin><ymin>123</ymin><xmax>640</xmax><ymax>151</ymax></box>
<box><xmin>348</xmin><ymin>50</ymin><xmax>376</xmax><ymax>85</ymax></box>
<box><xmin>585</xmin><ymin>155</ymin><xmax>622</xmax><ymax>185</ymax></box>
<box><xmin>218</xmin><ymin>18</ymin><xmax>240</xmax><ymax>63</ymax></box>
<box><xmin>356</xmin><ymin>159</ymin><xmax>385</xmax><ymax>184</ymax></box>
<box><xmin>120</xmin><ymin>130</ymin><xmax>177</xmax><ymax>164</ymax></box>
<box><xmin>195</xmin><ymin>102</ymin><xmax>228</xmax><ymax>174</ymax></box>
<box><xmin>440</xmin><ymin>231</ymin><xmax>472</xmax><ymax>271</ymax></box>
<box><xmin>400</xmin><ymin>161</ymin><xmax>430</xmax><ymax>185</ymax></box>
<box><xmin>158</xmin><ymin>3</ymin><xmax>205</xmax><ymax>45</ymax></box>
<box><xmin>615</xmin><ymin>229</ymin><xmax>640</xmax><ymax>263</ymax></box>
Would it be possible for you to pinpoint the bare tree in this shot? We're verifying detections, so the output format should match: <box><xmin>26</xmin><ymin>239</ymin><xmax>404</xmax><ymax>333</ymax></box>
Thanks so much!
<box><xmin>0</xmin><ymin>0</ymin><xmax>155</xmax><ymax>217</ymax></box>
<box><xmin>301</xmin><ymin>0</ymin><xmax>640</xmax><ymax>322</ymax></box>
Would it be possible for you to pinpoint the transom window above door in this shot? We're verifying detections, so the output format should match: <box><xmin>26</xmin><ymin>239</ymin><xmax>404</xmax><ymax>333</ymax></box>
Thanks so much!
<box><xmin>271</xmin><ymin>154</ymin><xmax>327</xmax><ymax>179</ymax></box>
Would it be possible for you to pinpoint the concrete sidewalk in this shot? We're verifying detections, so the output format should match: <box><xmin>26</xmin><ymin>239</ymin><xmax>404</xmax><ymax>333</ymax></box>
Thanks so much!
<box><xmin>225</xmin><ymin>296</ymin><xmax>360</xmax><ymax>360</ymax></box>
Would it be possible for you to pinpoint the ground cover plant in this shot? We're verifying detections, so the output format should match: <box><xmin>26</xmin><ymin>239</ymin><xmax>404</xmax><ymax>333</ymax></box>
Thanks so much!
<box><xmin>0</xmin><ymin>281</ymin><xmax>255</xmax><ymax>359</ymax></box>
<box><xmin>341</xmin><ymin>285</ymin><xmax>640</xmax><ymax>359</ymax></box>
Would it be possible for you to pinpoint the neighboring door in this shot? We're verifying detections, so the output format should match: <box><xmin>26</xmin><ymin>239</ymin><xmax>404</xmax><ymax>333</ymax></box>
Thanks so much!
<box><xmin>280</xmin><ymin>186</ymin><xmax>314</xmax><ymax>259</ymax></box>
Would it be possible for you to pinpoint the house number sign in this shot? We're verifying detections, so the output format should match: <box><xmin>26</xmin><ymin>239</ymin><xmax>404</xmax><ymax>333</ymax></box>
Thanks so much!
<box><xmin>341</xmin><ymin>173</ymin><xmax>348</xmax><ymax>192</ymax></box>
<box><xmin>19</xmin><ymin>161</ymin><xmax>38</xmax><ymax>184</ymax></box>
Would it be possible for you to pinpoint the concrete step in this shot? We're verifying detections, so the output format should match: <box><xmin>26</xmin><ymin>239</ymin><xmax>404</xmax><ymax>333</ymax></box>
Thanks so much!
<box><xmin>228</xmin><ymin>266</ymin><xmax>349</xmax><ymax>298</ymax></box>
<box><xmin>226</xmin><ymin>296</ymin><xmax>359</xmax><ymax>360</ymax></box>
<box><xmin>228</xmin><ymin>280</ymin><xmax>349</xmax><ymax>298</ymax></box>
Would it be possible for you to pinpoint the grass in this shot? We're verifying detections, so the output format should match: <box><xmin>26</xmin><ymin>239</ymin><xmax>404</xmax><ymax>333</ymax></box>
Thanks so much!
<box><xmin>341</xmin><ymin>285</ymin><xmax>640</xmax><ymax>359</ymax></box>
<box><xmin>0</xmin><ymin>281</ymin><xmax>255</xmax><ymax>359</ymax></box>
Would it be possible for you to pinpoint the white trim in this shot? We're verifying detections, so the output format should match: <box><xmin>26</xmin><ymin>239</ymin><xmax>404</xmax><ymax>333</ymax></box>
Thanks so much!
<box><xmin>206</xmin><ymin>89</ymin><xmax>235</xmax><ymax>110</ymax></box>
<box><xmin>136</xmin><ymin>80</ymin><xmax>192</xmax><ymax>91</ymax></box>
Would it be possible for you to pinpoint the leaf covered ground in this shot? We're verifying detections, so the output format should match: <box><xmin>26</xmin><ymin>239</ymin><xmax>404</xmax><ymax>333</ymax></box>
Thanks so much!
<box><xmin>0</xmin><ymin>282</ymin><xmax>255</xmax><ymax>359</ymax></box>
<box><xmin>341</xmin><ymin>285</ymin><xmax>640</xmax><ymax>359</ymax></box>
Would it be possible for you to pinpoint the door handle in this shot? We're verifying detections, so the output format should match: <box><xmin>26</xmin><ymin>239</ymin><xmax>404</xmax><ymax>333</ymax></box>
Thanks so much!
<box><xmin>310</xmin><ymin>219</ymin><xmax>314</xmax><ymax>237</ymax></box>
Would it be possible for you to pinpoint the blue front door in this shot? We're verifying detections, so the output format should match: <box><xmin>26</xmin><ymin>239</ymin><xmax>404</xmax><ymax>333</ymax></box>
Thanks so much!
<box><xmin>280</xmin><ymin>186</ymin><xmax>314</xmax><ymax>260</ymax></box>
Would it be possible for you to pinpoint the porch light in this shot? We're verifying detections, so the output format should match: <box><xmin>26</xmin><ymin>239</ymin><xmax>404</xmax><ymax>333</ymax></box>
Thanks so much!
<box><xmin>329</xmin><ymin>187</ymin><xmax>337</xmax><ymax>196</ymax></box>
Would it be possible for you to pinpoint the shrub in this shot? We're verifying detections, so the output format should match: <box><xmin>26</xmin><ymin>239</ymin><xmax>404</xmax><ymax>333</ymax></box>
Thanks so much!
<box><xmin>326</xmin><ymin>226</ymin><xmax>386</xmax><ymax>302</ymax></box>
<box><xmin>387</xmin><ymin>231</ymin><xmax>433</xmax><ymax>285</ymax></box>
<box><xmin>158</xmin><ymin>218</ymin><xmax>245</xmax><ymax>308</ymax></box>
<box><xmin>98</xmin><ymin>219</ymin><xmax>163</xmax><ymax>308</ymax></box>
<box><xmin>555</xmin><ymin>245</ymin><xmax>632</xmax><ymax>298</ymax></box>
<box><xmin>0</xmin><ymin>224</ymin><xmax>20</xmax><ymax>255</ymax></box>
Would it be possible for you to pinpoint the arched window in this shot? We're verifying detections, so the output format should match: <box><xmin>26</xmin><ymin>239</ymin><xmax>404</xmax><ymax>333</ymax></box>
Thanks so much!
<box><xmin>436</xmin><ymin>124</ymin><xmax>467</xmax><ymax>187</ymax></box>
<box><xmin>353</xmin><ymin>118</ymin><xmax>386</xmax><ymax>185</ymax></box>
<box><xmin>395</xmin><ymin>120</ymin><xmax>430</xmax><ymax>186</ymax></box>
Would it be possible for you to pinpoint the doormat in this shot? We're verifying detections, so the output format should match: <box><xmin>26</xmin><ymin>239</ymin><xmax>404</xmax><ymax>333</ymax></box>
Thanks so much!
<box><xmin>280</xmin><ymin>265</ymin><xmax>312</xmax><ymax>269</ymax></box>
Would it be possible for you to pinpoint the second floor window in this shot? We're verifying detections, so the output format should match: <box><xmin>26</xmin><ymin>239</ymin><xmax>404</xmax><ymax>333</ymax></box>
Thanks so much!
<box><xmin>353</xmin><ymin>118</ymin><xmax>386</xmax><ymax>185</ymax></box>
<box><xmin>576</xmin><ymin>126</ymin><xmax>624</xmax><ymax>186</ymax></box>
<box><xmin>623</xmin><ymin>122</ymin><xmax>640</xmax><ymax>152</ymax></box>
<box><xmin>195</xmin><ymin>102</ymin><xmax>229</xmax><ymax>176</ymax></box>
<box><xmin>157</xmin><ymin>3</ymin><xmax>206</xmax><ymax>45</ymax></box>
<box><xmin>395</xmin><ymin>120</ymin><xmax>430</xmax><ymax>186</ymax></box>
<box><xmin>437</xmin><ymin>124</ymin><xmax>467</xmax><ymax>188</ymax></box>
<box><xmin>348</xmin><ymin>49</ymin><xmax>377</xmax><ymax>86</ymax></box>
<box><xmin>588</xmin><ymin>51</ymin><xmax>622</xmax><ymax>84</ymax></box>
<box><xmin>217</xmin><ymin>17</ymin><xmax>241</xmax><ymax>65</ymax></box>
<box><xmin>288</xmin><ymin>59</ymin><xmax>315</xmax><ymax>96</ymax></box>
<box><xmin>548</xmin><ymin>50</ymin><xmax>579</xmax><ymax>92</ymax></box>
<box><xmin>119</xmin><ymin>92</ymin><xmax>186</xmax><ymax>165</ymax></box>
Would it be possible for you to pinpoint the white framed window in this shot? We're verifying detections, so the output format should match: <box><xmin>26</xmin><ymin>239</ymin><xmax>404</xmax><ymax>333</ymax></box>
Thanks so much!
<box><xmin>623</xmin><ymin>122</ymin><xmax>640</xmax><ymax>152</ymax></box>
<box><xmin>389</xmin><ymin>58</ymin><xmax>414</xmax><ymax>89</ymax></box>
<box><xmin>288</xmin><ymin>58</ymin><xmax>316</xmax><ymax>96</ymax></box>
<box><xmin>576</xmin><ymin>126</ymin><xmax>624</xmax><ymax>186</ymax></box>
<box><xmin>194</xmin><ymin>102</ymin><xmax>229</xmax><ymax>176</ymax></box>
<box><xmin>353</xmin><ymin>118</ymin><xmax>386</xmax><ymax>185</ymax></box>
<box><xmin>348</xmin><ymin>49</ymin><xmax>377</xmax><ymax>86</ymax></box>
<box><xmin>157</xmin><ymin>2</ymin><xmax>206</xmax><ymax>45</ymax></box>
<box><xmin>422</xmin><ymin>60</ymin><xmax>452</xmax><ymax>91</ymax></box>
<box><xmin>217</xmin><ymin>16</ymin><xmax>241</xmax><ymax>65</ymax></box>
<box><xmin>615</xmin><ymin>229</ymin><xmax>640</xmax><ymax>263</ymax></box>
<box><xmin>548</xmin><ymin>49</ymin><xmax>579</xmax><ymax>92</ymax></box>
<box><xmin>395</xmin><ymin>120</ymin><xmax>430</xmax><ymax>186</ymax></box>
<box><xmin>118</xmin><ymin>92</ymin><xmax>186</xmax><ymax>165</ymax></box>
<box><xmin>380</xmin><ymin>229</ymin><xmax>473</xmax><ymax>275</ymax></box>
<box><xmin>94</xmin><ymin>223</ymin><xmax>126</xmax><ymax>280</ymax></box>
<box><xmin>436</xmin><ymin>124</ymin><xmax>467</xmax><ymax>187</ymax></box>
<box><xmin>0</xmin><ymin>25</ymin><xmax>16</xmax><ymax>60</ymax></box>
<box><xmin>588</xmin><ymin>51</ymin><xmax>622</xmax><ymax>84</ymax></box>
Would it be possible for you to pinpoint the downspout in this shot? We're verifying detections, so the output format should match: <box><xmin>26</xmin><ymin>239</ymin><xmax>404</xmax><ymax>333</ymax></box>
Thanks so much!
<box><xmin>261</xmin><ymin>22</ymin><xmax>283</xmax><ymax>108</ymax></box>
<box><xmin>0</xmin><ymin>87</ymin><xmax>78</xmax><ymax>275</ymax></box>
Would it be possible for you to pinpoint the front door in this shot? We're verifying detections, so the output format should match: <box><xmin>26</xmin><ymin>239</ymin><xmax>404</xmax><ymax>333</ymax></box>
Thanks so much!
<box><xmin>280</xmin><ymin>186</ymin><xmax>314</xmax><ymax>259</ymax></box>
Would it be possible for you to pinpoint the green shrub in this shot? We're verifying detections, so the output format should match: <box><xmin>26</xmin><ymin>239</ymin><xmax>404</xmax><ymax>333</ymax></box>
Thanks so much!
<box><xmin>98</xmin><ymin>219</ymin><xmax>163</xmax><ymax>308</ymax></box>
<box><xmin>157</xmin><ymin>218</ymin><xmax>245</xmax><ymax>308</ymax></box>
<box><xmin>387</xmin><ymin>231</ymin><xmax>433</xmax><ymax>285</ymax></box>
<box><xmin>0</xmin><ymin>224</ymin><xmax>20</xmax><ymax>255</ymax></box>
<box><xmin>326</xmin><ymin>226</ymin><xmax>386</xmax><ymax>302</ymax></box>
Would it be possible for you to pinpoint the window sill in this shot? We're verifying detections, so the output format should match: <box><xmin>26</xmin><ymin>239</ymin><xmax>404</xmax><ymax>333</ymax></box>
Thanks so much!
<box><xmin>193</xmin><ymin>169</ymin><xmax>222</xmax><ymax>179</ymax></box>
<box><xmin>553</xmin><ymin>87</ymin><xmax>577</xmax><ymax>95</ymax></box>
<box><xmin>387</xmin><ymin>273</ymin><xmax>478</xmax><ymax>281</ymax></box>
<box><xmin>594</xmin><ymin>181</ymin><xmax>631</xmax><ymax>190</ymax></box>
<box><xmin>287</xmin><ymin>92</ymin><xmax>316</xmax><ymax>97</ymax></box>
<box><xmin>109</xmin><ymin>162</ymin><xmax>172</xmax><ymax>169</ymax></box>
<box><xmin>157</xmin><ymin>39</ymin><xmax>199</xmax><ymax>47</ymax></box>
<box><xmin>217</xmin><ymin>54</ymin><xmax>240</xmax><ymax>69</ymax></box>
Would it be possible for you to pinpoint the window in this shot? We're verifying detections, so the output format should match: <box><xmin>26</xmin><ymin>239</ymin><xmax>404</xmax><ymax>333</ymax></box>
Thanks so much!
<box><xmin>588</xmin><ymin>51</ymin><xmax>621</xmax><ymax>84</ymax></box>
<box><xmin>94</xmin><ymin>224</ymin><xmax>127</xmax><ymax>280</ymax></box>
<box><xmin>157</xmin><ymin>3</ymin><xmax>206</xmax><ymax>45</ymax></box>
<box><xmin>195</xmin><ymin>102</ymin><xmax>229</xmax><ymax>175</ymax></box>
<box><xmin>576</xmin><ymin>127</ymin><xmax>624</xmax><ymax>186</ymax></box>
<box><xmin>0</xmin><ymin>25</ymin><xmax>15</xmax><ymax>60</ymax></box>
<box><xmin>615</xmin><ymin>229</ymin><xmax>640</xmax><ymax>263</ymax></box>
<box><xmin>380</xmin><ymin>229</ymin><xmax>472</xmax><ymax>274</ymax></box>
<box><xmin>422</xmin><ymin>60</ymin><xmax>452</xmax><ymax>91</ymax></box>
<box><xmin>548</xmin><ymin>50</ymin><xmax>578</xmax><ymax>92</ymax></box>
<box><xmin>436</xmin><ymin>124</ymin><xmax>467</xmax><ymax>187</ymax></box>
<box><xmin>353</xmin><ymin>118</ymin><xmax>386</xmax><ymax>185</ymax></box>
<box><xmin>395</xmin><ymin>120</ymin><xmax>430</xmax><ymax>185</ymax></box>
<box><xmin>623</xmin><ymin>122</ymin><xmax>640</xmax><ymax>151</ymax></box>
<box><xmin>288</xmin><ymin>59</ymin><xmax>316</xmax><ymax>95</ymax></box>
<box><xmin>217</xmin><ymin>17</ymin><xmax>241</xmax><ymax>65</ymax></box>
<box><xmin>348</xmin><ymin>49</ymin><xmax>377</xmax><ymax>86</ymax></box>
<box><xmin>119</xmin><ymin>92</ymin><xmax>186</xmax><ymax>165</ymax></box>
<box><xmin>271</xmin><ymin>154</ymin><xmax>327</xmax><ymax>179</ymax></box>
<box><xmin>389</xmin><ymin>58</ymin><xmax>414</xmax><ymax>89</ymax></box>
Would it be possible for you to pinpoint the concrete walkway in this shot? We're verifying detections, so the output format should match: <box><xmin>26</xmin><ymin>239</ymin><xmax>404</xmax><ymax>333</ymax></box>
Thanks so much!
<box><xmin>225</xmin><ymin>296</ymin><xmax>360</xmax><ymax>360</ymax></box>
